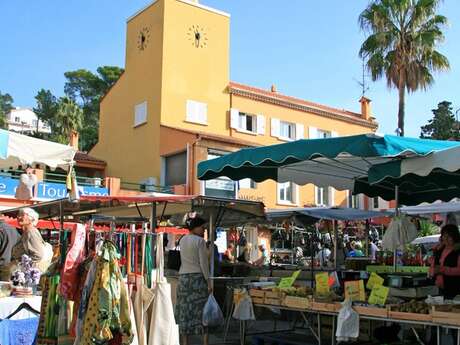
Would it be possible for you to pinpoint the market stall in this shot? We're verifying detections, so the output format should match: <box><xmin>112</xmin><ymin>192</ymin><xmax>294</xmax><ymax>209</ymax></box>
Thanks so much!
<box><xmin>198</xmin><ymin>134</ymin><xmax>460</xmax><ymax>345</ymax></box>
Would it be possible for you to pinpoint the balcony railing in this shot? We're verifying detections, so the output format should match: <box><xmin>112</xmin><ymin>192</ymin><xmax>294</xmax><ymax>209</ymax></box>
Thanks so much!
<box><xmin>120</xmin><ymin>181</ymin><xmax>173</xmax><ymax>194</ymax></box>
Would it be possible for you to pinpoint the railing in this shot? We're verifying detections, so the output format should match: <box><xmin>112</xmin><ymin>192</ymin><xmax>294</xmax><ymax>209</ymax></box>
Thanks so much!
<box><xmin>120</xmin><ymin>181</ymin><xmax>173</xmax><ymax>194</ymax></box>
<box><xmin>0</xmin><ymin>169</ymin><xmax>104</xmax><ymax>187</ymax></box>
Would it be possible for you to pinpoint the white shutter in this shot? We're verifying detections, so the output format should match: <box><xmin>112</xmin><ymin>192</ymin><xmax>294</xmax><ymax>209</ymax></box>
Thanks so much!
<box><xmin>309</xmin><ymin>126</ymin><xmax>318</xmax><ymax>139</ymax></box>
<box><xmin>186</xmin><ymin>100</ymin><xmax>207</xmax><ymax>124</ymax></box>
<box><xmin>198</xmin><ymin>102</ymin><xmax>208</xmax><ymax>124</ymax></box>
<box><xmin>329</xmin><ymin>187</ymin><xmax>335</xmax><ymax>206</ymax></box>
<box><xmin>271</xmin><ymin>118</ymin><xmax>280</xmax><ymax>137</ymax></box>
<box><xmin>230</xmin><ymin>108</ymin><xmax>239</xmax><ymax>129</ymax></box>
<box><xmin>295</xmin><ymin>123</ymin><xmax>304</xmax><ymax>140</ymax></box>
<box><xmin>134</xmin><ymin>101</ymin><xmax>147</xmax><ymax>126</ymax></box>
<box><xmin>331</xmin><ymin>131</ymin><xmax>339</xmax><ymax>138</ymax></box>
<box><xmin>257</xmin><ymin>114</ymin><xmax>265</xmax><ymax>135</ymax></box>
<box><xmin>186</xmin><ymin>100</ymin><xmax>195</xmax><ymax>122</ymax></box>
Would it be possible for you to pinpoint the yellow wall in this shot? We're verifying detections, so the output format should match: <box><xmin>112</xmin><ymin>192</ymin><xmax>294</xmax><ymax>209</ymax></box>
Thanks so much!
<box><xmin>160</xmin><ymin>0</ymin><xmax>230</xmax><ymax>135</ymax></box>
<box><xmin>92</xmin><ymin>1</ymin><xmax>166</xmax><ymax>183</ymax></box>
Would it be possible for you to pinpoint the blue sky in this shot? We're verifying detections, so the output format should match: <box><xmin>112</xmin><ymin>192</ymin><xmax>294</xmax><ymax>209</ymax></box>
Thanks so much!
<box><xmin>1</xmin><ymin>0</ymin><xmax>459</xmax><ymax>137</ymax></box>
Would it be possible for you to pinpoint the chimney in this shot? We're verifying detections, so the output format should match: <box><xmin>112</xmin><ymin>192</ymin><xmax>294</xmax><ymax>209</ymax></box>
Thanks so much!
<box><xmin>359</xmin><ymin>96</ymin><xmax>372</xmax><ymax>120</ymax></box>
<box><xmin>69</xmin><ymin>130</ymin><xmax>79</xmax><ymax>150</ymax></box>
<box><xmin>270</xmin><ymin>84</ymin><xmax>277</xmax><ymax>93</ymax></box>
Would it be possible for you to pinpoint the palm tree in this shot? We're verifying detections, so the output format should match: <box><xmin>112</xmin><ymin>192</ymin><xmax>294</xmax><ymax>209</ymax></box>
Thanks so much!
<box><xmin>55</xmin><ymin>97</ymin><xmax>83</xmax><ymax>144</ymax></box>
<box><xmin>359</xmin><ymin>0</ymin><xmax>449</xmax><ymax>136</ymax></box>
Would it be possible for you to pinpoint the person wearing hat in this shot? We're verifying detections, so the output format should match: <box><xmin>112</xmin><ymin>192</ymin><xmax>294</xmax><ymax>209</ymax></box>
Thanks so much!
<box><xmin>9</xmin><ymin>208</ymin><xmax>53</xmax><ymax>274</ymax></box>
<box><xmin>253</xmin><ymin>243</ymin><xmax>270</xmax><ymax>267</ymax></box>
<box><xmin>15</xmin><ymin>165</ymin><xmax>38</xmax><ymax>201</ymax></box>
<box><xmin>175</xmin><ymin>216</ymin><xmax>211</xmax><ymax>345</ymax></box>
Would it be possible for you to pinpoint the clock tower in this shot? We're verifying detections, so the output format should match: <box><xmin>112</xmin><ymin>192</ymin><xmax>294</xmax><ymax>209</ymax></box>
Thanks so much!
<box><xmin>92</xmin><ymin>0</ymin><xmax>230</xmax><ymax>183</ymax></box>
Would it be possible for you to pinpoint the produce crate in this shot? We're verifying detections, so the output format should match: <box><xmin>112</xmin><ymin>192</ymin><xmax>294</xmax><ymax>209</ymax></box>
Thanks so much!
<box><xmin>432</xmin><ymin>305</ymin><xmax>460</xmax><ymax>326</ymax></box>
<box><xmin>388</xmin><ymin>305</ymin><xmax>432</xmax><ymax>322</ymax></box>
<box><xmin>353</xmin><ymin>305</ymin><xmax>388</xmax><ymax>318</ymax></box>
<box><xmin>251</xmin><ymin>297</ymin><xmax>265</xmax><ymax>305</ymax></box>
<box><xmin>310</xmin><ymin>301</ymin><xmax>340</xmax><ymax>313</ymax></box>
<box><xmin>265</xmin><ymin>290</ymin><xmax>282</xmax><ymax>299</ymax></box>
<box><xmin>249</xmin><ymin>289</ymin><xmax>265</xmax><ymax>298</ymax></box>
<box><xmin>283</xmin><ymin>296</ymin><xmax>311</xmax><ymax>310</ymax></box>
<box><xmin>264</xmin><ymin>297</ymin><xmax>281</xmax><ymax>306</ymax></box>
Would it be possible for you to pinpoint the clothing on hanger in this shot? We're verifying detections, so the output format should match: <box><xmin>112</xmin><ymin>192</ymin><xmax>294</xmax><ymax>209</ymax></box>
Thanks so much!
<box><xmin>0</xmin><ymin>317</ymin><xmax>39</xmax><ymax>345</ymax></box>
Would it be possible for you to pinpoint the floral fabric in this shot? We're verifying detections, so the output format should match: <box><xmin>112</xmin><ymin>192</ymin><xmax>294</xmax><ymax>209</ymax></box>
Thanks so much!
<box><xmin>0</xmin><ymin>317</ymin><xmax>39</xmax><ymax>345</ymax></box>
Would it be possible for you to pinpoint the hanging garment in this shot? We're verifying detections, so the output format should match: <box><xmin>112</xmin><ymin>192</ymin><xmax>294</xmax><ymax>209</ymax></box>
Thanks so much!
<box><xmin>59</xmin><ymin>224</ymin><xmax>86</xmax><ymax>300</ymax></box>
<box><xmin>0</xmin><ymin>317</ymin><xmax>39</xmax><ymax>345</ymax></box>
<box><xmin>80</xmin><ymin>241</ymin><xmax>133</xmax><ymax>345</ymax></box>
<box><xmin>127</xmin><ymin>282</ymin><xmax>139</xmax><ymax>345</ymax></box>
<box><xmin>73</xmin><ymin>259</ymin><xmax>97</xmax><ymax>345</ymax></box>
<box><xmin>148</xmin><ymin>234</ymin><xmax>179</xmax><ymax>345</ymax></box>
<box><xmin>36</xmin><ymin>268</ymin><xmax>60</xmax><ymax>345</ymax></box>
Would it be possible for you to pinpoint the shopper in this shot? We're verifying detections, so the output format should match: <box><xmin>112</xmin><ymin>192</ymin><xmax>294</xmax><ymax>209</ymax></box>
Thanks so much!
<box><xmin>253</xmin><ymin>244</ymin><xmax>270</xmax><ymax>266</ymax></box>
<box><xmin>315</xmin><ymin>244</ymin><xmax>332</xmax><ymax>267</ymax></box>
<box><xmin>369</xmin><ymin>239</ymin><xmax>379</xmax><ymax>261</ymax></box>
<box><xmin>10</xmin><ymin>208</ymin><xmax>53</xmax><ymax>273</ymax></box>
<box><xmin>430</xmin><ymin>224</ymin><xmax>460</xmax><ymax>299</ymax></box>
<box><xmin>175</xmin><ymin>216</ymin><xmax>211</xmax><ymax>345</ymax></box>
<box><xmin>347</xmin><ymin>241</ymin><xmax>364</xmax><ymax>257</ymax></box>
<box><xmin>237</xmin><ymin>243</ymin><xmax>253</xmax><ymax>264</ymax></box>
<box><xmin>223</xmin><ymin>243</ymin><xmax>235</xmax><ymax>262</ymax></box>
<box><xmin>0</xmin><ymin>221</ymin><xmax>21</xmax><ymax>281</ymax></box>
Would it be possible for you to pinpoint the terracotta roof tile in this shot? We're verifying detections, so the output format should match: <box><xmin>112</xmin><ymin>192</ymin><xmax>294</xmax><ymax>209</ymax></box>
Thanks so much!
<box><xmin>75</xmin><ymin>151</ymin><xmax>107</xmax><ymax>166</ymax></box>
<box><xmin>229</xmin><ymin>81</ymin><xmax>378</xmax><ymax>129</ymax></box>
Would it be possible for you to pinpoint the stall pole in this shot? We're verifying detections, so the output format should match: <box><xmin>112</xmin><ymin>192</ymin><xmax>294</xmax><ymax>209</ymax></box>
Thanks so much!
<box><xmin>291</xmin><ymin>221</ymin><xmax>294</xmax><ymax>264</ymax></box>
<box><xmin>209</xmin><ymin>213</ymin><xmax>214</xmax><ymax>291</ymax></box>
<box><xmin>333</xmin><ymin>220</ymin><xmax>338</xmax><ymax>270</ymax></box>
<box><xmin>393</xmin><ymin>186</ymin><xmax>400</xmax><ymax>272</ymax></box>
<box><xmin>150</xmin><ymin>202</ymin><xmax>156</xmax><ymax>264</ymax></box>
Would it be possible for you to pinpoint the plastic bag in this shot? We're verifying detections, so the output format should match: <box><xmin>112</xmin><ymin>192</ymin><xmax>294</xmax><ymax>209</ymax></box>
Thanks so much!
<box><xmin>202</xmin><ymin>294</ymin><xmax>224</xmax><ymax>327</ymax></box>
<box><xmin>336</xmin><ymin>299</ymin><xmax>359</xmax><ymax>342</ymax></box>
<box><xmin>232</xmin><ymin>292</ymin><xmax>255</xmax><ymax>321</ymax></box>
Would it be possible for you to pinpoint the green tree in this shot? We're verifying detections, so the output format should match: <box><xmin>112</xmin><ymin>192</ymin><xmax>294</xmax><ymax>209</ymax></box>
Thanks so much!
<box><xmin>0</xmin><ymin>92</ymin><xmax>14</xmax><ymax>129</ymax></box>
<box><xmin>359</xmin><ymin>0</ymin><xmax>449</xmax><ymax>136</ymax></box>
<box><xmin>63</xmin><ymin>66</ymin><xmax>123</xmax><ymax>150</ymax></box>
<box><xmin>33</xmin><ymin>89</ymin><xmax>59</xmax><ymax>134</ymax></box>
<box><xmin>420</xmin><ymin>101</ymin><xmax>459</xmax><ymax>140</ymax></box>
<box><xmin>54</xmin><ymin>97</ymin><xmax>83</xmax><ymax>144</ymax></box>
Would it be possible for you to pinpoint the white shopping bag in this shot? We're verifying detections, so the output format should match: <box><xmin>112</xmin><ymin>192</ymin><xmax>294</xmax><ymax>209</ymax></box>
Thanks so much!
<box><xmin>232</xmin><ymin>293</ymin><xmax>255</xmax><ymax>321</ymax></box>
<box><xmin>148</xmin><ymin>234</ymin><xmax>180</xmax><ymax>345</ymax></box>
<box><xmin>336</xmin><ymin>299</ymin><xmax>359</xmax><ymax>342</ymax></box>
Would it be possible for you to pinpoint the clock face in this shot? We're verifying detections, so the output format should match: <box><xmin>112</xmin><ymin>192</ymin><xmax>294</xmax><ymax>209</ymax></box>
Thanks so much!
<box><xmin>137</xmin><ymin>27</ymin><xmax>150</xmax><ymax>51</ymax></box>
<box><xmin>187</xmin><ymin>25</ymin><xmax>208</xmax><ymax>48</ymax></box>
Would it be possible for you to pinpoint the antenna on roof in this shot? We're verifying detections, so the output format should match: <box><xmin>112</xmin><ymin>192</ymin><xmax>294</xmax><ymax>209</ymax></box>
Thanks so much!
<box><xmin>354</xmin><ymin>57</ymin><xmax>370</xmax><ymax>97</ymax></box>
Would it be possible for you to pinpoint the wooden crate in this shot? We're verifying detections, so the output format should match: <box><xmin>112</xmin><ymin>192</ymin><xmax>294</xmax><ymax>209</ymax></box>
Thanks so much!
<box><xmin>265</xmin><ymin>290</ymin><xmax>282</xmax><ymax>299</ymax></box>
<box><xmin>432</xmin><ymin>305</ymin><xmax>460</xmax><ymax>326</ymax></box>
<box><xmin>251</xmin><ymin>297</ymin><xmax>264</xmax><ymax>305</ymax></box>
<box><xmin>354</xmin><ymin>305</ymin><xmax>388</xmax><ymax>318</ymax></box>
<box><xmin>264</xmin><ymin>297</ymin><xmax>282</xmax><ymax>306</ymax></box>
<box><xmin>249</xmin><ymin>289</ymin><xmax>265</xmax><ymax>298</ymax></box>
<box><xmin>388</xmin><ymin>310</ymin><xmax>431</xmax><ymax>322</ymax></box>
<box><xmin>311</xmin><ymin>301</ymin><xmax>340</xmax><ymax>313</ymax></box>
<box><xmin>283</xmin><ymin>295</ymin><xmax>311</xmax><ymax>310</ymax></box>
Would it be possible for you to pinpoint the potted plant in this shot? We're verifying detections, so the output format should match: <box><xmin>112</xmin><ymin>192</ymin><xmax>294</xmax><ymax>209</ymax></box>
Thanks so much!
<box><xmin>11</xmin><ymin>255</ymin><xmax>41</xmax><ymax>296</ymax></box>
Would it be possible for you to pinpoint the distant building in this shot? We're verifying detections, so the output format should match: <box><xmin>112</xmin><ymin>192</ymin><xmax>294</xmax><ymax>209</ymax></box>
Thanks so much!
<box><xmin>6</xmin><ymin>108</ymin><xmax>51</xmax><ymax>134</ymax></box>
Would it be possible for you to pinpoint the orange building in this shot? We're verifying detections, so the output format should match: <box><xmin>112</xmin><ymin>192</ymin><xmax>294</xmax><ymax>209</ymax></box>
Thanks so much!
<box><xmin>91</xmin><ymin>0</ymin><xmax>382</xmax><ymax>209</ymax></box>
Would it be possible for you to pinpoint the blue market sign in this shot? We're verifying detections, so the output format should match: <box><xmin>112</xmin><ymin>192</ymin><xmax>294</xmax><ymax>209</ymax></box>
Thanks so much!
<box><xmin>0</xmin><ymin>176</ymin><xmax>108</xmax><ymax>200</ymax></box>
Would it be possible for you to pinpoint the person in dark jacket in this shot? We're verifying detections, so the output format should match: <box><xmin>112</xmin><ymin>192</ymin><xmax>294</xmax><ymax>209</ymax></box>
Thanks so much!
<box><xmin>430</xmin><ymin>224</ymin><xmax>460</xmax><ymax>299</ymax></box>
<box><xmin>0</xmin><ymin>221</ymin><xmax>21</xmax><ymax>280</ymax></box>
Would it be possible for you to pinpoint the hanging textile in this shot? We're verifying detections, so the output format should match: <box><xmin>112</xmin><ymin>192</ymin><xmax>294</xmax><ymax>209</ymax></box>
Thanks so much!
<box><xmin>80</xmin><ymin>241</ymin><xmax>133</xmax><ymax>345</ymax></box>
<box><xmin>59</xmin><ymin>224</ymin><xmax>86</xmax><ymax>300</ymax></box>
<box><xmin>148</xmin><ymin>234</ymin><xmax>179</xmax><ymax>345</ymax></box>
<box><xmin>36</xmin><ymin>267</ymin><xmax>60</xmax><ymax>345</ymax></box>
<box><xmin>144</xmin><ymin>236</ymin><xmax>153</xmax><ymax>288</ymax></box>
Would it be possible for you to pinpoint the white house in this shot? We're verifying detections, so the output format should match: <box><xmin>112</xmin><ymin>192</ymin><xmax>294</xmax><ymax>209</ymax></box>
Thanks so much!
<box><xmin>6</xmin><ymin>107</ymin><xmax>51</xmax><ymax>134</ymax></box>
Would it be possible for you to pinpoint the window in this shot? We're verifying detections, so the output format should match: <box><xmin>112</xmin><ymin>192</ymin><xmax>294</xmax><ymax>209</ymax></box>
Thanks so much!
<box><xmin>238</xmin><ymin>113</ymin><xmax>256</xmax><ymax>133</ymax></box>
<box><xmin>373</xmin><ymin>197</ymin><xmax>380</xmax><ymax>209</ymax></box>
<box><xmin>316</xmin><ymin>186</ymin><xmax>334</xmax><ymax>206</ymax></box>
<box><xmin>14</xmin><ymin>117</ymin><xmax>20</xmax><ymax>123</ymax></box>
<box><xmin>204</xmin><ymin>151</ymin><xmax>236</xmax><ymax>198</ymax></box>
<box><xmin>186</xmin><ymin>100</ymin><xmax>207</xmax><ymax>125</ymax></box>
<box><xmin>317</xmin><ymin>129</ymin><xmax>332</xmax><ymax>138</ymax></box>
<box><xmin>239</xmin><ymin>178</ymin><xmax>257</xmax><ymax>189</ymax></box>
<box><xmin>348</xmin><ymin>193</ymin><xmax>361</xmax><ymax>209</ymax></box>
<box><xmin>279</xmin><ymin>121</ymin><xmax>296</xmax><ymax>140</ymax></box>
<box><xmin>134</xmin><ymin>101</ymin><xmax>147</xmax><ymax>127</ymax></box>
<box><xmin>278</xmin><ymin>182</ymin><xmax>296</xmax><ymax>204</ymax></box>
<box><xmin>164</xmin><ymin>152</ymin><xmax>187</xmax><ymax>186</ymax></box>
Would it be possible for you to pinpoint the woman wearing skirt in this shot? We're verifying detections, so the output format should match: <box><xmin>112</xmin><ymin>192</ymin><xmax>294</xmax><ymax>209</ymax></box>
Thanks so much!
<box><xmin>175</xmin><ymin>217</ymin><xmax>211</xmax><ymax>345</ymax></box>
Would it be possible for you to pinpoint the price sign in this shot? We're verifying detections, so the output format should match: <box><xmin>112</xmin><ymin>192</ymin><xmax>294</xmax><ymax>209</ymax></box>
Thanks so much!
<box><xmin>368</xmin><ymin>285</ymin><xmax>389</xmax><ymax>305</ymax></box>
<box><xmin>366</xmin><ymin>272</ymin><xmax>384</xmax><ymax>290</ymax></box>
<box><xmin>344</xmin><ymin>280</ymin><xmax>366</xmax><ymax>301</ymax></box>
<box><xmin>315</xmin><ymin>272</ymin><xmax>330</xmax><ymax>295</ymax></box>
<box><xmin>278</xmin><ymin>270</ymin><xmax>301</xmax><ymax>289</ymax></box>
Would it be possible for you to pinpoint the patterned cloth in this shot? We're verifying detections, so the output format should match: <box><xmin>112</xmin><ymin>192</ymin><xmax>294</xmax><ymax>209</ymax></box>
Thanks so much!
<box><xmin>80</xmin><ymin>241</ymin><xmax>132</xmax><ymax>345</ymax></box>
<box><xmin>0</xmin><ymin>317</ymin><xmax>39</xmax><ymax>345</ymax></box>
<box><xmin>175</xmin><ymin>273</ymin><xmax>208</xmax><ymax>335</ymax></box>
